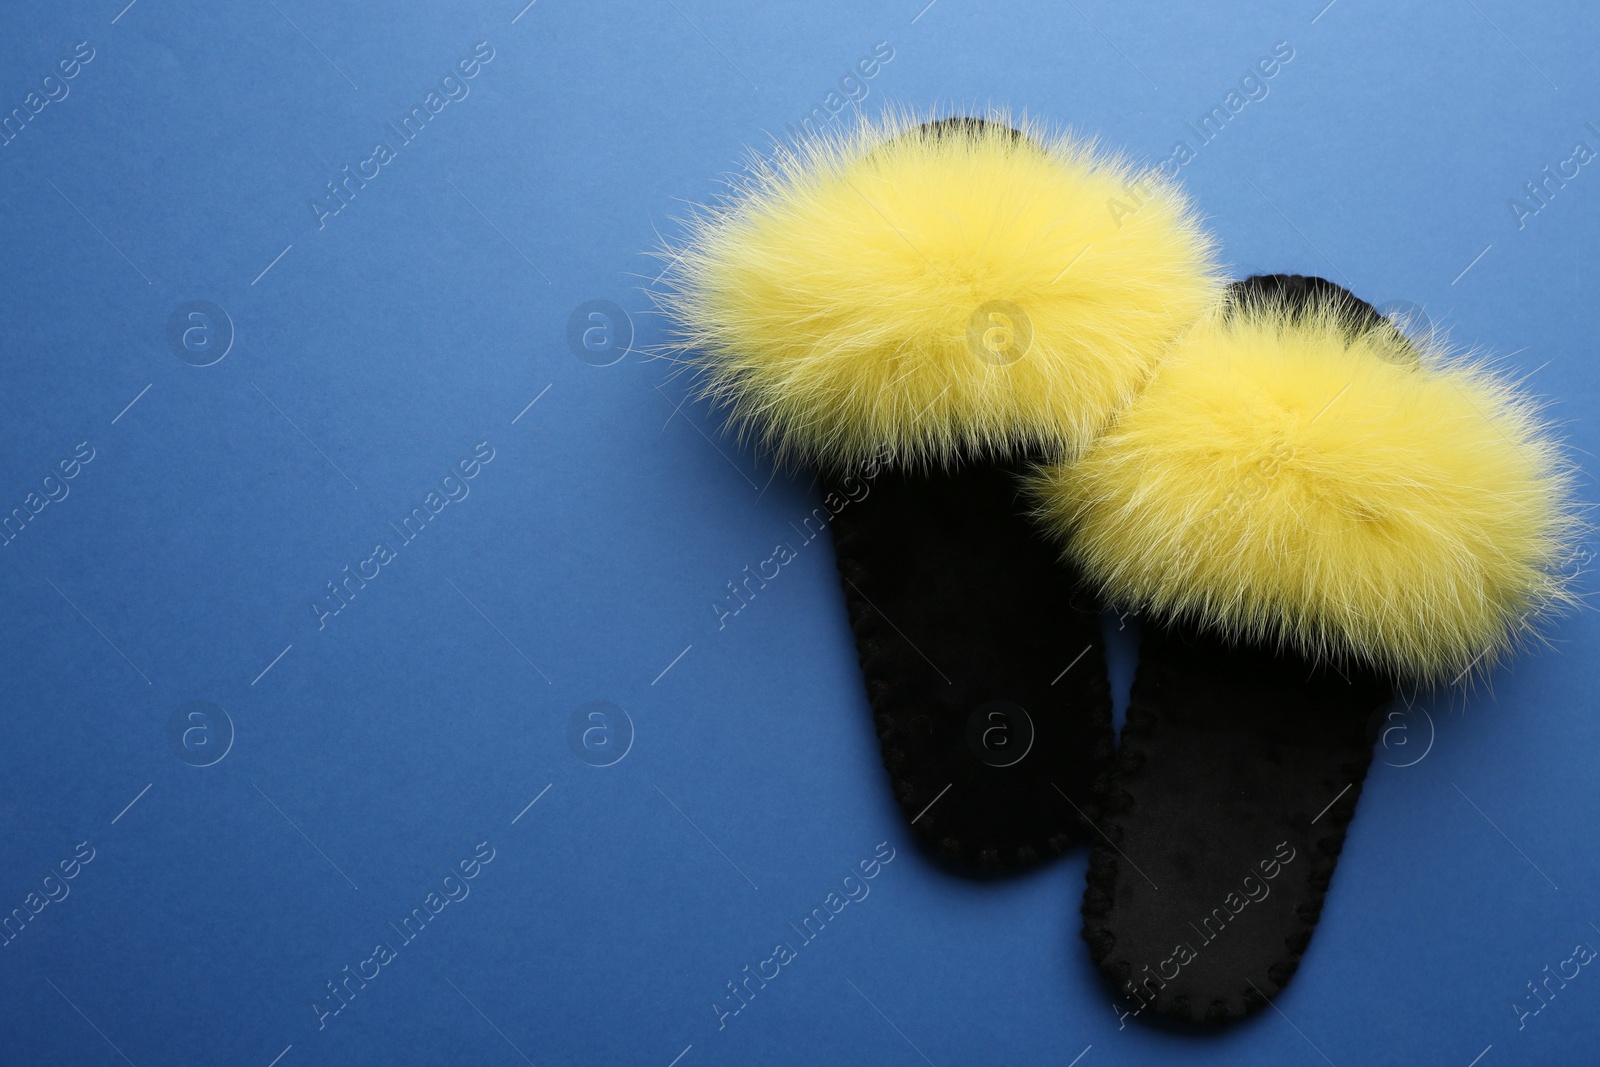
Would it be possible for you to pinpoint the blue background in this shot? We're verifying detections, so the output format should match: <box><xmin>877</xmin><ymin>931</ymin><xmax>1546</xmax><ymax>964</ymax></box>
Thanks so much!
<box><xmin>2</xmin><ymin>1</ymin><xmax>1597</xmax><ymax>1064</ymax></box>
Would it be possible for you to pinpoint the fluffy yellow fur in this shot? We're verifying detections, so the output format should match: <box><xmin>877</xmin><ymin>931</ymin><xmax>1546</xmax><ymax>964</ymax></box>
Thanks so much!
<box><xmin>660</xmin><ymin>111</ymin><xmax>1222</xmax><ymax>469</ymax></box>
<box><xmin>1034</xmin><ymin>299</ymin><xmax>1580</xmax><ymax>681</ymax></box>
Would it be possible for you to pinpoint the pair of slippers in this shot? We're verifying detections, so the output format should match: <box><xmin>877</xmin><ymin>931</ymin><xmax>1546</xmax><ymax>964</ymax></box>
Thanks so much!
<box><xmin>661</xmin><ymin>114</ymin><xmax>1579</xmax><ymax>1025</ymax></box>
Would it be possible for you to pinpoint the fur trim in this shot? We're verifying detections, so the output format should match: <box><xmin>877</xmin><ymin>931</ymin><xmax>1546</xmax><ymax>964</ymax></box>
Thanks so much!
<box><xmin>658</xmin><ymin>110</ymin><xmax>1223</xmax><ymax>469</ymax></box>
<box><xmin>1033</xmin><ymin>291</ymin><xmax>1581</xmax><ymax>681</ymax></box>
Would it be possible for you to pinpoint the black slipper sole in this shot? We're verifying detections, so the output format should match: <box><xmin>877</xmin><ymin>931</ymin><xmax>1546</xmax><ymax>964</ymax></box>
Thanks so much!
<box><xmin>826</xmin><ymin>456</ymin><xmax>1115</xmax><ymax>873</ymax></box>
<box><xmin>1082</xmin><ymin>619</ymin><xmax>1392</xmax><ymax>1024</ymax></box>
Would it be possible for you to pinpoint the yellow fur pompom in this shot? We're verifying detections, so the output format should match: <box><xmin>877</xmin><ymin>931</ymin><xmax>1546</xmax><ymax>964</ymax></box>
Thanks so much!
<box><xmin>659</xmin><ymin>111</ymin><xmax>1223</xmax><ymax>469</ymax></box>
<box><xmin>1033</xmin><ymin>293</ymin><xmax>1581</xmax><ymax>681</ymax></box>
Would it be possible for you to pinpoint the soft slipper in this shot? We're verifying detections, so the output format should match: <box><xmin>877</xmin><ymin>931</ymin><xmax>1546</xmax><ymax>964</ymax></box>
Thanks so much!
<box><xmin>1033</xmin><ymin>275</ymin><xmax>1579</xmax><ymax>1017</ymax></box>
<box><xmin>662</xmin><ymin>113</ymin><xmax>1221</xmax><ymax>871</ymax></box>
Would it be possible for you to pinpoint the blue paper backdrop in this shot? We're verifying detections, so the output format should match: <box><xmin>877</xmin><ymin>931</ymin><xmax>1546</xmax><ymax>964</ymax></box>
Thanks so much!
<box><xmin>2</xmin><ymin>1</ymin><xmax>1597</xmax><ymax>1064</ymax></box>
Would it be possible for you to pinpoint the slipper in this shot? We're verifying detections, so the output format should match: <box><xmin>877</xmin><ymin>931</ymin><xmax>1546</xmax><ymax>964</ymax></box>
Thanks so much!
<box><xmin>661</xmin><ymin>112</ymin><xmax>1222</xmax><ymax>871</ymax></box>
<box><xmin>1033</xmin><ymin>275</ymin><xmax>1580</xmax><ymax>1017</ymax></box>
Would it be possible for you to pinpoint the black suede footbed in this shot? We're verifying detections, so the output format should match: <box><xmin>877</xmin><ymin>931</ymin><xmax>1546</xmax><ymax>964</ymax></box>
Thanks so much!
<box><xmin>824</xmin><ymin>456</ymin><xmax>1114</xmax><ymax>874</ymax></box>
